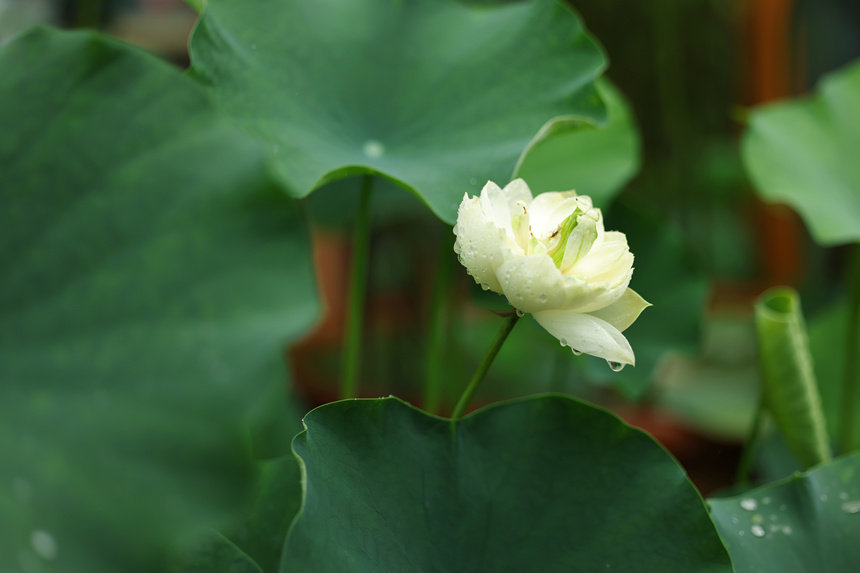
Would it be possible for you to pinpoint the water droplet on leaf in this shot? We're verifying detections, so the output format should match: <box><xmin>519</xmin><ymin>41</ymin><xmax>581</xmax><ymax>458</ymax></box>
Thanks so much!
<box><xmin>740</xmin><ymin>498</ymin><xmax>757</xmax><ymax>511</ymax></box>
<box><xmin>363</xmin><ymin>139</ymin><xmax>385</xmax><ymax>158</ymax></box>
<box><xmin>30</xmin><ymin>530</ymin><xmax>57</xmax><ymax>560</ymax></box>
<box><xmin>751</xmin><ymin>524</ymin><xmax>765</xmax><ymax>537</ymax></box>
<box><xmin>841</xmin><ymin>500</ymin><xmax>860</xmax><ymax>514</ymax></box>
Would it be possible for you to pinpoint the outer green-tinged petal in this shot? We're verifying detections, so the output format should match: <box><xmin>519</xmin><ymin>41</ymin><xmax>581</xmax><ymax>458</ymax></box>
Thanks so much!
<box><xmin>533</xmin><ymin>310</ymin><xmax>636</xmax><ymax>365</ymax></box>
<box><xmin>588</xmin><ymin>288</ymin><xmax>651</xmax><ymax>332</ymax></box>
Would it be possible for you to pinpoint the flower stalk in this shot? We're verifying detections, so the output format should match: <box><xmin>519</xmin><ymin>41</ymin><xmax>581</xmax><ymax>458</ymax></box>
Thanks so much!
<box><xmin>839</xmin><ymin>242</ymin><xmax>860</xmax><ymax>454</ymax></box>
<box><xmin>340</xmin><ymin>175</ymin><xmax>373</xmax><ymax>399</ymax></box>
<box><xmin>451</xmin><ymin>312</ymin><xmax>520</xmax><ymax>419</ymax></box>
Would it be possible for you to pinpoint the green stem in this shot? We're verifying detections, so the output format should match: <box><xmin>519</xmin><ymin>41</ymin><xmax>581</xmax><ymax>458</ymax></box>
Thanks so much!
<box><xmin>839</xmin><ymin>243</ymin><xmax>860</xmax><ymax>454</ymax></box>
<box><xmin>735</xmin><ymin>394</ymin><xmax>765</xmax><ymax>488</ymax></box>
<box><xmin>75</xmin><ymin>0</ymin><xmax>103</xmax><ymax>28</ymax></box>
<box><xmin>423</xmin><ymin>232</ymin><xmax>453</xmax><ymax>415</ymax></box>
<box><xmin>339</xmin><ymin>176</ymin><xmax>373</xmax><ymax>399</ymax></box>
<box><xmin>451</xmin><ymin>313</ymin><xmax>520</xmax><ymax>419</ymax></box>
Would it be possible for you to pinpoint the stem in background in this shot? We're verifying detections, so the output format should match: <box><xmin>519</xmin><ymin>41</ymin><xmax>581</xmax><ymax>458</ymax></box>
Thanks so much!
<box><xmin>839</xmin><ymin>243</ymin><xmax>860</xmax><ymax>454</ymax></box>
<box><xmin>451</xmin><ymin>313</ymin><xmax>520</xmax><ymax>420</ymax></box>
<box><xmin>423</xmin><ymin>232</ymin><xmax>453</xmax><ymax>415</ymax></box>
<box><xmin>339</xmin><ymin>176</ymin><xmax>373</xmax><ymax>400</ymax></box>
<box><xmin>735</xmin><ymin>394</ymin><xmax>765</xmax><ymax>488</ymax></box>
<box><xmin>75</xmin><ymin>0</ymin><xmax>102</xmax><ymax>28</ymax></box>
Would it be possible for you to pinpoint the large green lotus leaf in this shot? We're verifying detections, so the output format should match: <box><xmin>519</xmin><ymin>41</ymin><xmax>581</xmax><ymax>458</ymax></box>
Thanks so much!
<box><xmin>742</xmin><ymin>58</ymin><xmax>860</xmax><ymax>245</ymax></box>
<box><xmin>515</xmin><ymin>78</ymin><xmax>641</xmax><ymax>206</ymax></box>
<box><xmin>708</xmin><ymin>452</ymin><xmax>860</xmax><ymax>573</ymax></box>
<box><xmin>0</xmin><ymin>28</ymin><xmax>318</xmax><ymax>572</ymax></box>
<box><xmin>188</xmin><ymin>0</ymin><xmax>607</xmax><ymax>224</ymax></box>
<box><xmin>282</xmin><ymin>396</ymin><xmax>732</xmax><ymax>572</ymax></box>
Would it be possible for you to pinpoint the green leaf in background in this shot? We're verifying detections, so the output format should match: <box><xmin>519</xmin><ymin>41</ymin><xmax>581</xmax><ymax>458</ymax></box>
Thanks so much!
<box><xmin>708</xmin><ymin>451</ymin><xmax>860</xmax><ymax>573</ymax></box>
<box><xmin>283</xmin><ymin>396</ymin><xmax>732</xmax><ymax>572</ymax></box>
<box><xmin>188</xmin><ymin>0</ymin><xmax>607</xmax><ymax>224</ymax></box>
<box><xmin>742</xmin><ymin>58</ymin><xmax>860</xmax><ymax>245</ymax></box>
<box><xmin>175</xmin><ymin>455</ymin><xmax>304</xmax><ymax>573</ymax></box>
<box><xmin>755</xmin><ymin>287</ymin><xmax>831</xmax><ymax>469</ymax></box>
<box><xmin>809</xmin><ymin>301</ymin><xmax>860</xmax><ymax>451</ymax></box>
<box><xmin>0</xmin><ymin>28</ymin><xmax>318</xmax><ymax>572</ymax></box>
<box><xmin>515</xmin><ymin>78</ymin><xmax>641</xmax><ymax>206</ymax></box>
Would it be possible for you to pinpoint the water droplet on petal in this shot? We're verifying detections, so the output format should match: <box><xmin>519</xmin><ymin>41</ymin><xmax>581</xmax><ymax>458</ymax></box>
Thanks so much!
<box><xmin>480</xmin><ymin>283</ymin><xmax>490</xmax><ymax>291</ymax></box>
<box><xmin>607</xmin><ymin>361</ymin><xmax>624</xmax><ymax>372</ymax></box>
<box><xmin>740</xmin><ymin>498</ymin><xmax>757</xmax><ymax>511</ymax></box>
<box><xmin>571</xmin><ymin>348</ymin><xmax>583</xmax><ymax>356</ymax></box>
<box><xmin>516</xmin><ymin>309</ymin><xmax>525</xmax><ymax>317</ymax></box>
<box><xmin>751</xmin><ymin>524</ymin><xmax>765</xmax><ymax>538</ymax></box>
<box><xmin>538</xmin><ymin>293</ymin><xmax>548</xmax><ymax>302</ymax></box>
<box><xmin>841</xmin><ymin>500</ymin><xmax>860</xmax><ymax>514</ymax></box>
<box><xmin>559</xmin><ymin>338</ymin><xmax>567</xmax><ymax>347</ymax></box>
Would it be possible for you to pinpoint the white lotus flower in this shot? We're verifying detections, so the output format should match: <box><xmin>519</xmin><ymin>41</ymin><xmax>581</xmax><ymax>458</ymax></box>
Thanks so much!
<box><xmin>453</xmin><ymin>179</ymin><xmax>650</xmax><ymax>368</ymax></box>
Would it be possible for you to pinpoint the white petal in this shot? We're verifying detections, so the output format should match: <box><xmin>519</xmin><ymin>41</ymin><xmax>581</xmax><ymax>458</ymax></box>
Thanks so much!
<box><xmin>502</xmin><ymin>178</ymin><xmax>534</xmax><ymax>205</ymax></box>
<box><xmin>454</xmin><ymin>193</ymin><xmax>512</xmax><ymax>293</ymax></box>
<box><xmin>495</xmin><ymin>253</ymin><xmax>568</xmax><ymax>313</ymax></box>
<box><xmin>495</xmin><ymin>252</ymin><xmax>629</xmax><ymax>314</ymax></box>
<box><xmin>479</xmin><ymin>181</ymin><xmax>513</xmax><ymax>232</ymax></box>
<box><xmin>533</xmin><ymin>310</ymin><xmax>636</xmax><ymax>365</ymax></box>
<box><xmin>565</xmin><ymin>231</ymin><xmax>632</xmax><ymax>286</ymax></box>
<box><xmin>587</xmin><ymin>288</ymin><xmax>651</xmax><ymax>332</ymax></box>
<box><xmin>528</xmin><ymin>191</ymin><xmax>578</xmax><ymax>237</ymax></box>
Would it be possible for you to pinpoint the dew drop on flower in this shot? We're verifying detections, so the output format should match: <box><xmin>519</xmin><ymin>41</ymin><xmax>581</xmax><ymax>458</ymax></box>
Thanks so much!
<box><xmin>480</xmin><ymin>283</ymin><xmax>490</xmax><ymax>291</ymax></box>
<box><xmin>559</xmin><ymin>338</ymin><xmax>567</xmax><ymax>347</ymax></box>
<box><xmin>571</xmin><ymin>348</ymin><xmax>583</xmax><ymax>356</ymax></box>
<box><xmin>607</xmin><ymin>361</ymin><xmax>624</xmax><ymax>372</ymax></box>
<box><xmin>539</xmin><ymin>293</ymin><xmax>548</xmax><ymax>302</ymax></box>
<box><xmin>516</xmin><ymin>309</ymin><xmax>525</xmax><ymax>317</ymax></box>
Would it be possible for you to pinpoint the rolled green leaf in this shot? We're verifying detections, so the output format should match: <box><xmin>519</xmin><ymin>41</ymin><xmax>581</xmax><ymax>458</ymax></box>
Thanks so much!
<box><xmin>755</xmin><ymin>287</ymin><xmax>831</xmax><ymax>469</ymax></box>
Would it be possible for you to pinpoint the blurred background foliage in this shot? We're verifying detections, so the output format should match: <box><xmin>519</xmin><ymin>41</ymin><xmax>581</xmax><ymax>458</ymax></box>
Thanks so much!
<box><xmin>3</xmin><ymin>0</ymin><xmax>859</xmax><ymax>494</ymax></box>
